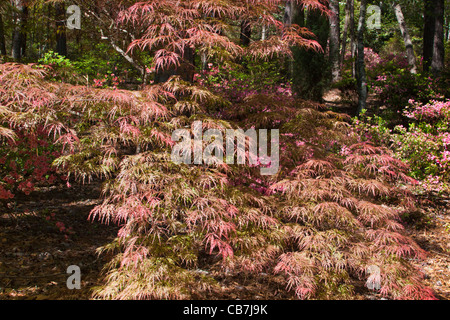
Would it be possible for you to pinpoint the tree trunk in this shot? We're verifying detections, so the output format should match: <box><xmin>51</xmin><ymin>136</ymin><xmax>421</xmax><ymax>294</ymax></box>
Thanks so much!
<box><xmin>283</xmin><ymin>0</ymin><xmax>294</xmax><ymax>26</ymax></box>
<box><xmin>446</xmin><ymin>18</ymin><xmax>450</xmax><ymax>41</ymax></box>
<box><xmin>240</xmin><ymin>20</ymin><xmax>252</xmax><ymax>46</ymax></box>
<box><xmin>108</xmin><ymin>37</ymin><xmax>144</xmax><ymax>75</ymax></box>
<box><xmin>55</xmin><ymin>3</ymin><xmax>67</xmax><ymax>57</ymax></box>
<box><xmin>261</xmin><ymin>15</ymin><xmax>267</xmax><ymax>41</ymax></box>
<box><xmin>154</xmin><ymin>46</ymin><xmax>195</xmax><ymax>84</ymax></box>
<box><xmin>295</xmin><ymin>7</ymin><xmax>305</xmax><ymax>28</ymax></box>
<box><xmin>20</xmin><ymin>6</ymin><xmax>28</xmax><ymax>57</ymax></box>
<box><xmin>350</xmin><ymin>2</ymin><xmax>356</xmax><ymax>78</ymax></box>
<box><xmin>393</xmin><ymin>3</ymin><xmax>417</xmax><ymax>74</ymax></box>
<box><xmin>340</xmin><ymin>0</ymin><xmax>353</xmax><ymax>71</ymax></box>
<box><xmin>423</xmin><ymin>0</ymin><xmax>436</xmax><ymax>72</ymax></box>
<box><xmin>292</xmin><ymin>7</ymin><xmax>329</xmax><ymax>101</ymax></box>
<box><xmin>431</xmin><ymin>0</ymin><xmax>445</xmax><ymax>77</ymax></box>
<box><xmin>447</xmin><ymin>19</ymin><xmax>450</xmax><ymax>41</ymax></box>
<box><xmin>284</xmin><ymin>1</ymin><xmax>295</xmax><ymax>77</ymax></box>
<box><xmin>177</xmin><ymin>45</ymin><xmax>195</xmax><ymax>83</ymax></box>
<box><xmin>11</xmin><ymin>1</ymin><xmax>27</xmax><ymax>61</ymax></box>
<box><xmin>356</xmin><ymin>0</ymin><xmax>368</xmax><ymax>115</ymax></box>
<box><xmin>0</xmin><ymin>14</ymin><xmax>6</xmax><ymax>56</ymax></box>
<box><xmin>329</xmin><ymin>0</ymin><xmax>341</xmax><ymax>83</ymax></box>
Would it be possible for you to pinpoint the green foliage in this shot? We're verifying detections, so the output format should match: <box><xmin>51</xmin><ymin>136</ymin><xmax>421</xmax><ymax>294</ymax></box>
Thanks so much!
<box><xmin>70</xmin><ymin>42</ymin><xmax>143</xmax><ymax>86</ymax></box>
<box><xmin>197</xmin><ymin>58</ymin><xmax>290</xmax><ymax>94</ymax></box>
<box><xmin>38</xmin><ymin>51</ymin><xmax>73</xmax><ymax>69</ymax></box>
<box><xmin>38</xmin><ymin>51</ymin><xmax>80</xmax><ymax>83</ymax></box>
<box><xmin>444</xmin><ymin>222</ymin><xmax>450</xmax><ymax>233</ymax></box>
<box><xmin>354</xmin><ymin>99</ymin><xmax>450</xmax><ymax>194</ymax></box>
<box><xmin>367</xmin><ymin>55</ymin><xmax>447</xmax><ymax>121</ymax></box>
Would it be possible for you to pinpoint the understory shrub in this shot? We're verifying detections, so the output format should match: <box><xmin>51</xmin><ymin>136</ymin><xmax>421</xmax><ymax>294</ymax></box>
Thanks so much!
<box><xmin>366</xmin><ymin>50</ymin><xmax>448</xmax><ymax>121</ymax></box>
<box><xmin>0</xmin><ymin>64</ymin><xmax>65</xmax><ymax>205</ymax></box>
<box><xmin>0</xmin><ymin>40</ymin><xmax>437</xmax><ymax>301</ymax></box>
<box><xmin>354</xmin><ymin>99</ymin><xmax>450</xmax><ymax>194</ymax></box>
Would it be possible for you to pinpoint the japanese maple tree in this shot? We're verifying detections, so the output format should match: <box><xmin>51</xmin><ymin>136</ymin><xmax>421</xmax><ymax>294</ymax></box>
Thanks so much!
<box><xmin>0</xmin><ymin>0</ymin><xmax>437</xmax><ymax>300</ymax></box>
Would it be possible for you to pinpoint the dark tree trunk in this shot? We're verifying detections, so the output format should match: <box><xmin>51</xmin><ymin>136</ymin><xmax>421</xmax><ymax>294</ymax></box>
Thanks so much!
<box><xmin>12</xmin><ymin>1</ymin><xmax>28</xmax><ymax>61</ymax></box>
<box><xmin>154</xmin><ymin>46</ymin><xmax>195</xmax><ymax>84</ymax></box>
<box><xmin>295</xmin><ymin>7</ymin><xmax>305</xmax><ymax>28</ymax></box>
<box><xmin>356</xmin><ymin>0</ymin><xmax>368</xmax><ymax>115</ymax></box>
<box><xmin>350</xmin><ymin>0</ymin><xmax>356</xmax><ymax>78</ymax></box>
<box><xmin>329</xmin><ymin>0</ymin><xmax>341</xmax><ymax>83</ymax></box>
<box><xmin>431</xmin><ymin>0</ymin><xmax>445</xmax><ymax>77</ymax></box>
<box><xmin>20</xmin><ymin>6</ymin><xmax>28</xmax><ymax>57</ymax></box>
<box><xmin>0</xmin><ymin>14</ymin><xmax>6</xmax><ymax>56</ymax></box>
<box><xmin>340</xmin><ymin>0</ymin><xmax>353</xmax><ymax>71</ymax></box>
<box><xmin>292</xmin><ymin>7</ymin><xmax>329</xmax><ymax>101</ymax></box>
<box><xmin>240</xmin><ymin>20</ymin><xmax>252</xmax><ymax>46</ymax></box>
<box><xmin>178</xmin><ymin>45</ymin><xmax>195</xmax><ymax>83</ymax></box>
<box><xmin>55</xmin><ymin>3</ymin><xmax>67</xmax><ymax>57</ymax></box>
<box><xmin>46</xmin><ymin>4</ymin><xmax>51</xmax><ymax>51</ymax></box>
<box><xmin>423</xmin><ymin>0</ymin><xmax>436</xmax><ymax>72</ymax></box>
<box><xmin>12</xmin><ymin>30</ymin><xmax>21</xmax><ymax>60</ymax></box>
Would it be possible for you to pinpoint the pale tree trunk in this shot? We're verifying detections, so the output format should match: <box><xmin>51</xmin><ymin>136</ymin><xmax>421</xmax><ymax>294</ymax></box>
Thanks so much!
<box><xmin>99</xmin><ymin>29</ymin><xmax>145</xmax><ymax>80</ymax></box>
<box><xmin>284</xmin><ymin>0</ymin><xmax>295</xmax><ymax>77</ymax></box>
<box><xmin>431</xmin><ymin>0</ymin><xmax>445</xmax><ymax>77</ymax></box>
<box><xmin>340</xmin><ymin>0</ymin><xmax>354</xmax><ymax>72</ymax></box>
<box><xmin>283</xmin><ymin>0</ymin><xmax>294</xmax><ymax>26</ymax></box>
<box><xmin>393</xmin><ymin>3</ymin><xmax>417</xmax><ymax>74</ymax></box>
<box><xmin>200</xmin><ymin>52</ymin><xmax>208</xmax><ymax>70</ymax></box>
<box><xmin>446</xmin><ymin>19</ymin><xmax>450</xmax><ymax>41</ymax></box>
<box><xmin>261</xmin><ymin>10</ymin><xmax>268</xmax><ymax>41</ymax></box>
<box><xmin>329</xmin><ymin>0</ymin><xmax>341</xmax><ymax>83</ymax></box>
<box><xmin>445</xmin><ymin>17</ymin><xmax>450</xmax><ymax>41</ymax></box>
<box><xmin>356</xmin><ymin>0</ymin><xmax>368</xmax><ymax>115</ymax></box>
<box><xmin>108</xmin><ymin>38</ymin><xmax>144</xmax><ymax>75</ymax></box>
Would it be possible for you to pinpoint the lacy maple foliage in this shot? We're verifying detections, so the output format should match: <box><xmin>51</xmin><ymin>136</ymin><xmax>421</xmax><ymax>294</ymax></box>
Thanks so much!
<box><xmin>0</xmin><ymin>61</ymin><xmax>435</xmax><ymax>299</ymax></box>
<box><xmin>0</xmin><ymin>0</ymin><xmax>436</xmax><ymax>300</ymax></box>
<box><xmin>122</xmin><ymin>0</ymin><xmax>324</xmax><ymax>74</ymax></box>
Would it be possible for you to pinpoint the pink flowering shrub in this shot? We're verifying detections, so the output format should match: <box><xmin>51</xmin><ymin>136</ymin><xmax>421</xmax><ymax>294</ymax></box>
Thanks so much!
<box><xmin>404</xmin><ymin>99</ymin><xmax>450</xmax><ymax>121</ymax></box>
<box><xmin>355</xmin><ymin>100</ymin><xmax>450</xmax><ymax>193</ymax></box>
<box><xmin>0</xmin><ymin>126</ymin><xmax>63</xmax><ymax>202</ymax></box>
<box><xmin>93</xmin><ymin>70</ymin><xmax>123</xmax><ymax>89</ymax></box>
<box><xmin>0</xmin><ymin>64</ymin><xmax>68</xmax><ymax>206</ymax></box>
<box><xmin>364</xmin><ymin>47</ymin><xmax>383</xmax><ymax>71</ymax></box>
<box><xmin>366</xmin><ymin>51</ymin><xmax>447</xmax><ymax>118</ymax></box>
